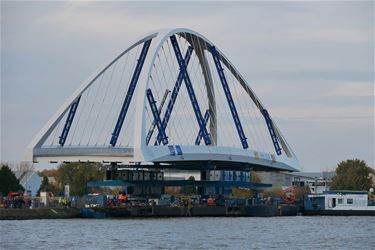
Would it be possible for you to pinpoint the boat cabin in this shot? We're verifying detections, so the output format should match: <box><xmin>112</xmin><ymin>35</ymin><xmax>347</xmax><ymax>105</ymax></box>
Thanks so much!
<box><xmin>305</xmin><ymin>191</ymin><xmax>375</xmax><ymax>211</ymax></box>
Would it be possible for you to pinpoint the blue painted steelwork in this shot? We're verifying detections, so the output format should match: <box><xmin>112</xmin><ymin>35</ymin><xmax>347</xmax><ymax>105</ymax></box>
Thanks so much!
<box><xmin>210</xmin><ymin>46</ymin><xmax>248</xmax><ymax>149</ymax></box>
<box><xmin>262</xmin><ymin>109</ymin><xmax>282</xmax><ymax>155</ymax></box>
<box><xmin>233</xmin><ymin>171</ymin><xmax>237</xmax><ymax>181</ymax></box>
<box><xmin>168</xmin><ymin>145</ymin><xmax>176</xmax><ymax>156</ymax></box>
<box><xmin>156</xmin><ymin>46</ymin><xmax>194</xmax><ymax>145</ymax></box>
<box><xmin>195</xmin><ymin>109</ymin><xmax>210</xmax><ymax>145</ymax></box>
<box><xmin>59</xmin><ymin>96</ymin><xmax>81</xmax><ymax>146</ymax></box>
<box><xmin>170</xmin><ymin>35</ymin><xmax>211</xmax><ymax>145</ymax></box>
<box><xmin>146</xmin><ymin>89</ymin><xmax>170</xmax><ymax>145</ymax></box>
<box><xmin>175</xmin><ymin>145</ymin><xmax>183</xmax><ymax>155</ymax></box>
<box><xmin>80</xmin><ymin>208</ymin><xmax>106</xmax><ymax>219</ymax></box>
<box><xmin>110</xmin><ymin>39</ymin><xmax>152</xmax><ymax>146</ymax></box>
<box><xmin>87</xmin><ymin>180</ymin><xmax>133</xmax><ymax>187</ymax></box>
<box><xmin>239</xmin><ymin>171</ymin><xmax>244</xmax><ymax>182</ymax></box>
<box><xmin>146</xmin><ymin>89</ymin><xmax>168</xmax><ymax>145</ymax></box>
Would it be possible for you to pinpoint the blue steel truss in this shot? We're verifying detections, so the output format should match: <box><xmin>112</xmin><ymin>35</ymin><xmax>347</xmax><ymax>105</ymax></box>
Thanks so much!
<box><xmin>59</xmin><ymin>96</ymin><xmax>81</xmax><ymax>146</ymax></box>
<box><xmin>210</xmin><ymin>46</ymin><xmax>248</xmax><ymax>149</ymax></box>
<box><xmin>146</xmin><ymin>89</ymin><xmax>170</xmax><ymax>145</ymax></box>
<box><xmin>155</xmin><ymin>46</ymin><xmax>194</xmax><ymax>145</ymax></box>
<box><xmin>170</xmin><ymin>35</ymin><xmax>211</xmax><ymax>145</ymax></box>
<box><xmin>110</xmin><ymin>39</ymin><xmax>152</xmax><ymax>146</ymax></box>
<box><xmin>262</xmin><ymin>109</ymin><xmax>282</xmax><ymax>155</ymax></box>
<box><xmin>146</xmin><ymin>89</ymin><xmax>168</xmax><ymax>145</ymax></box>
<box><xmin>195</xmin><ymin>109</ymin><xmax>210</xmax><ymax>145</ymax></box>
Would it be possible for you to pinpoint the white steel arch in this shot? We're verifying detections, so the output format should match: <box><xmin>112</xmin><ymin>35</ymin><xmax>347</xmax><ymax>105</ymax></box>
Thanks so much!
<box><xmin>25</xmin><ymin>28</ymin><xmax>300</xmax><ymax>172</ymax></box>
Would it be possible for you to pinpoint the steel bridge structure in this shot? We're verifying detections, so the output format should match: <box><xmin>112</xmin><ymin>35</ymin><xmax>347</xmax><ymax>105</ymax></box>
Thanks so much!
<box><xmin>26</xmin><ymin>28</ymin><xmax>300</xmax><ymax>172</ymax></box>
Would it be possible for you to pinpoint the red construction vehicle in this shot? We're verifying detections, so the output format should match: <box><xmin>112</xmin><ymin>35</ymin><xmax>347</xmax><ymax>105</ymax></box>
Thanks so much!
<box><xmin>6</xmin><ymin>192</ymin><xmax>23</xmax><ymax>200</ymax></box>
<box><xmin>282</xmin><ymin>186</ymin><xmax>296</xmax><ymax>204</ymax></box>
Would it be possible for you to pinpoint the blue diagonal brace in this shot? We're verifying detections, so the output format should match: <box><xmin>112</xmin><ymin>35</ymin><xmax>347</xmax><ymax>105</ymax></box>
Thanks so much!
<box><xmin>262</xmin><ymin>109</ymin><xmax>282</xmax><ymax>155</ymax></box>
<box><xmin>110</xmin><ymin>39</ymin><xmax>152</xmax><ymax>146</ymax></box>
<box><xmin>146</xmin><ymin>89</ymin><xmax>170</xmax><ymax>145</ymax></box>
<box><xmin>156</xmin><ymin>46</ymin><xmax>194</xmax><ymax>145</ymax></box>
<box><xmin>210</xmin><ymin>46</ymin><xmax>248</xmax><ymax>149</ymax></box>
<box><xmin>170</xmin><ymin>35</ymin><xmax>211</xmax><ymax>145</ymax></box>
<box><xmin>146</xmin><ymin>89</ymin><xmax>168</xmax><ymax>145</ymax></box>
<box><xmin>195</xmin><ymin>109</ymin><xmax>210</xmax><ymax>145</ymax></box>
<box><xmin>59</xmin><ymin>96</ymin><xmax>81</xmax><ymax>146</ymax></box>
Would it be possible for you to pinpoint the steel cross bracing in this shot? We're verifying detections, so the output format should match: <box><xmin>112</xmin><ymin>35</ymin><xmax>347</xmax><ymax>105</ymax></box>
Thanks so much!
<box><xmin>169</xmin><ymin>35</ymin><xmax>211</xmax><ymax>145</ymax></box>
<box><xmin>195</xmin><ymin>109</ymin><xmax>210</xmax><ymax>145</ymax></box>
<box><xmin>146</xmin><ymin>89</ymin><xmax>171</xmax><ymax>145</ymax></box>
<box><xmin>146</xmin><ymin>89</ymin><xmax>168</xmax><ymax>145</ymax></box>
<box><xmin>210</xmin><ymin>46</ymin><xmax>249</xmax><ymax>149</ymax></box>
<box><xmin>58</xmin><ymin>96</ymin><xmax>81</xmax><ymax>146</ymax></box>
<box><xmin>262</xmin><ymin>109</ymin><xmax>282</xmax><ymax>155</ymax></box>
<box><xmin>110</xmin><ymin>39</ymin><xmax>152</xmax><ymax>146</ymax></box>
<box><xmin>155</xmin><ymin>46</ymin><xmax>194</xmax><ymax>145</ymax></box>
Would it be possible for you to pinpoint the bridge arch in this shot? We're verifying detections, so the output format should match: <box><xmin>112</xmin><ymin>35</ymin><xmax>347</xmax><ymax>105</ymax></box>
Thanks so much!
<box><xmin>26</xmin><ymin>28</ymin><xmax>299</xmax><ymax>172</ymax></box>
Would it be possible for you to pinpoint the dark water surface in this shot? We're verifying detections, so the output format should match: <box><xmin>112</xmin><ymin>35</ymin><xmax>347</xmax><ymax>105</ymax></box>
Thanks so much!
<box><xmin>1</xmin><ymin>216</ymin><xmax>374</xmax><ymax>249</ymax></box>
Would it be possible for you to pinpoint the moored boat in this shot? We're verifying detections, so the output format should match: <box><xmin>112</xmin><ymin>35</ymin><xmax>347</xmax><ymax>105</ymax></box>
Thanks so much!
<box><xmin>303</xmin><ymin>190</ymin><xmax>375</xmax><ymax>216</ymax></box>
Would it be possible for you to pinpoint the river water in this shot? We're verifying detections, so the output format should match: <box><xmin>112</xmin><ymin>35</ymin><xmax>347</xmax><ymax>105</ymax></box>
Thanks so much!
<box><xmin>1</xmin><ymin>217</ymin><xmax>374</xmax><ymax>249</ymax></box>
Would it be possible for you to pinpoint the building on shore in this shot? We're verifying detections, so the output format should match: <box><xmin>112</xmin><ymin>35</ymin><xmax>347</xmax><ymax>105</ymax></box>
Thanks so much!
<box><xmin>13</xmin><ymin>171</ymin><xmax>41</xmax><ymax>197</ymax></box>
<box><xmin>256</xmin><ymin>171</ymin><xmax>335</xmax><ymax>194</ymax></box>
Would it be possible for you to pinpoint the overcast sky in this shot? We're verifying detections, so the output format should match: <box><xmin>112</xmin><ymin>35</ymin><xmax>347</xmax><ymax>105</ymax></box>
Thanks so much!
<box><xmin>1</xmin><ymin>1</ymin><xmax>374</xmax><ymax>171</ymax></box>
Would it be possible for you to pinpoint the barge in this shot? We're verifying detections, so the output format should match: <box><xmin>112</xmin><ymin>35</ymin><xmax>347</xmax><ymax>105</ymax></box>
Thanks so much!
<box><xmin>80</xmin><ymin>204</ymin><xmax>299</xmax><ymax>218</ymax></box>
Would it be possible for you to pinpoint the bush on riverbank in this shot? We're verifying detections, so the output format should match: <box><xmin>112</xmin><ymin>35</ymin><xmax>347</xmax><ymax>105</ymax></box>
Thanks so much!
<box><xmin>0</xmin><ymin>165</ymin><xmax>24</xmax><ymax>196</ymax></box>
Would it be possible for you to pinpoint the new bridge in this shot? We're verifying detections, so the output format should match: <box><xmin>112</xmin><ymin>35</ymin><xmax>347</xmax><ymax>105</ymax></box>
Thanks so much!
<box><xmin>26</xmin><ymin>28</ymin><xmax>300</xmax><ymax>173</ymax></box>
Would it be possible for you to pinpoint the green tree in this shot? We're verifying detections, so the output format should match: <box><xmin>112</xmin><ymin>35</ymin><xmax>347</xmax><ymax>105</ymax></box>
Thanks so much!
<box><xmin>331</xmin><ymin>159</ymin><xmax>374</xmax><ymax>191</ymax></box>
<box><xmin>40</xmin><ymin>176</ymin><xmax>49</xmax><ymax>191</ymax></box>
<box><xmin>54</xmin><ymin>162</ymin><xmax>105</xmax><ymax>196</ymax></box>
<box><xmin>0</xmin><ymin>165</ymin><xmax>24</xmax><ymax>196</ymax></box>
<box><xmin>39</xmin><ymin>169</ymin><xmax>57</xmax><ymax>178</ymax></box>
<box><xmin>36</xmin><ymin>176</ymin><xmax>59</xmax><ymax>196</ymax></box>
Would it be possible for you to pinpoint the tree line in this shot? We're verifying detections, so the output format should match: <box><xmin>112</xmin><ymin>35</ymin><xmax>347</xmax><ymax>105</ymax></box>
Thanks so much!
<box><xmin>0</xmin><ymin>162</ymin><xmax>104</xmax><ymax>197</ymax></box>
<box><xmin>330</xmin><ymin>159</ymin><xmax>374</xmax><ymax>191</ymax></box>
<box><xmin>38</xmin><ymin>162</ymin><xmax>105</xmax><ymax>196</ymax></box>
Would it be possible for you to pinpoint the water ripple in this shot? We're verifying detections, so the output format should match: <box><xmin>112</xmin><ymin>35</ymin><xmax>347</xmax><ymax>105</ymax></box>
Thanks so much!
<box><xmin>1</xmin><ymin>217</ymin><xmax>374</xmax><ymax>249</ymax></box>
